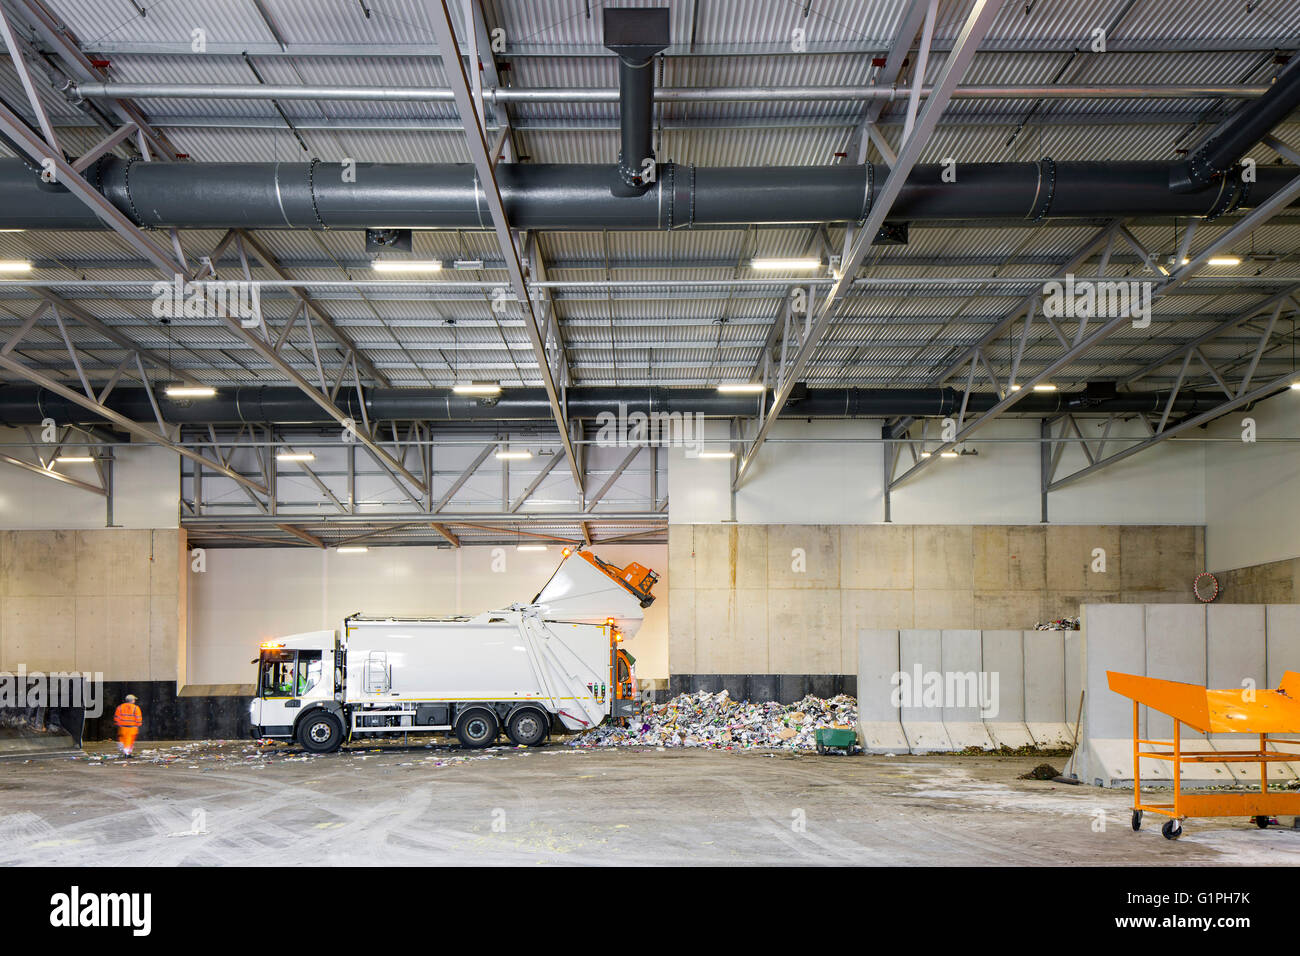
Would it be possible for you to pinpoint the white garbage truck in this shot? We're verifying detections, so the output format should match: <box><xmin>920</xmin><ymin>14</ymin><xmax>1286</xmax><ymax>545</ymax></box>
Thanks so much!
<box><xmin>249</xmin><ymin>547</ymin><xmax>658</xmax><ymax>753</ymax></box>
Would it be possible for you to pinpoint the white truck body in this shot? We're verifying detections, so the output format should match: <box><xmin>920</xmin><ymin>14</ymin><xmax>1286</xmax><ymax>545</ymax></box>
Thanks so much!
<box><xmin>249</xmin><ymin>549</ymin><xmax>655</xmax><ymax>751</ymax></box>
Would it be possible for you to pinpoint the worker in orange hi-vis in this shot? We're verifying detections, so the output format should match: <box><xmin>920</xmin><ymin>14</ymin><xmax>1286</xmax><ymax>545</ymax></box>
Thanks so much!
<box><xmin>113</xmin><ymin>694</ymin><xmax>143</xmax><ymax>758</ymax></box>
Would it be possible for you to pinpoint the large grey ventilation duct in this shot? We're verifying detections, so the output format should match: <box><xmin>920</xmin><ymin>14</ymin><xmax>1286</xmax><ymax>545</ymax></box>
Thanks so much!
<box><xmin>0</xmin><ymin>384</ymin><xmax>1245</xmax><ymax>428</ymax></box>
<box><xmin>0</xmin><ymin>8</ymin><xmax>1295</xmax><ymax>232</ymax></box>
<box><xmin>603</xmin><ymin>7</ymin><xmax>670</xmax><ymax>196</ymax></box>
<box><xmin>2</xmin><ymin>158</ymin><xmax>1297</xmax><ymax>230</ymax></box>
<box><xmin>1170</xmin><ymin>59</ymin><xmax>1300</xmax><ymax>193</ymax></box>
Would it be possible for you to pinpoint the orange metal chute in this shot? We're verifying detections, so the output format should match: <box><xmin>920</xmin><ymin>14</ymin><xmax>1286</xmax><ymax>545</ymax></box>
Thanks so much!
<box><xmin>576</xmin><ymin>550</ymin><xmax>659</xmax><ymax>606</ymax></box>
<box><xmin>1108</xmin><ymin>670</ymin><xmax>1300</xmax><ymax>838</ymax></box>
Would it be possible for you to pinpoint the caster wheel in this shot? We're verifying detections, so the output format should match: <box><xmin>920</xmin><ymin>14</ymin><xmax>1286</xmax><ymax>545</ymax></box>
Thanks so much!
<box><xmin>1131</xmin><ymin>810</ymin><xmax>1142</xmax><ymax>831</ymax></box>
<box><xmin>816</xmin><ymin>742</ymin><xmax>826</xmax><ymax>755</ymax></box>
<box><xmin>1161</xmin><ymin>819</ymin><xmax>1183</xmax><ymax>841</ymax></box>
<box><xmin>1255</xmin><ymin>815</ymin><xmax>1271</xmax><ymax>829</ymax></box>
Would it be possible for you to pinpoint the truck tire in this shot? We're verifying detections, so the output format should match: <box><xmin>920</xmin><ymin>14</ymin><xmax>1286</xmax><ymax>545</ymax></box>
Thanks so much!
<box><xmin>506</xmin><ymin>708</ymin><xmax>549</xmax><ymax>747</ymax></box>
<box><xmin>455</xmin><ymin>708</ymin><xmax>499</xmax><ymax>748</ymax></box>
<box><xmin>297</xmin><ymin>711</ymin><xmax>343</xmax><ymax>754</ymax></box>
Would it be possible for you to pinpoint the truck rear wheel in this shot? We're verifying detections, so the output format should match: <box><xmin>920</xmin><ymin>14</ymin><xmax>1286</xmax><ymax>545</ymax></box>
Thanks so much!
<box><xmin>455</xmin><ymin>708</ymin><xmax>499</xmax><ymax>748</ymax></box>
<box><xmin>297</xmin><ymin>711</ymin><xmax>343</xmax><ymax>754</ymax></box>
<box><xmin>506</xmin><ymin>708</ymin><xmax>549</xmax><ymax>747</ymax></box>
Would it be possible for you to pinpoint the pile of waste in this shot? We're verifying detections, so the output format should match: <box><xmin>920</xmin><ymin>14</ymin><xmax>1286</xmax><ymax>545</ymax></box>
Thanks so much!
<box><xmin>568</xmin><ymin>690</ymin><xmax>858</xmax><ymax>751</ymax></box>
<box><xmin>1035</xmin><ymin>617</ymin><xmax>1080</xmax><ymax>631</ymax></box>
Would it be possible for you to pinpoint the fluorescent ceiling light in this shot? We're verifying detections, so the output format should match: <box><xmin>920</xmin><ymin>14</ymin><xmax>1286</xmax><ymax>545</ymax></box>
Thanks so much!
<box><xmin>516</xmin><ymin>544</ymin><xmax>548</xmax><ymax>552</ymax></box>
<box><xmin>920</xmin><ymin>451</ymin><xmax>932</xmax><ymax>458</ymax></box>
<box><xmin>1181</xmin><ymin>256</ymin><xmax>1241</xmax><ymax>267</ymax></box>
<box><xmin>697</xmin><ymin>451</ymin><xmax>736</xmax><ymax>459</ymax></box>
<box><xmin>750</xmin><ymin>257</ymin><xmax>821</xmax><ymax>270</ymax></box>
<box><xmin>716</xmin><ymin>383</ymin><xmax>766</xmax><ymax>393</ymax></box>
<box><xmin>337</xmin><ymin>546</ymin><xmax>368</xmax><ymax>554</ymax></box>
<box><xmin>0</xmin><ymin>260</ymin><xmax>33</xmax><ymax>272</ymax></box>
<box><xmin>1291</xmin><ymin>382</ymin><xmax>1300</xmax><ymax>390</ymax></box>
<box><xmin>452</xmin><ymin>259</ymin><xmax>484</xmax><ymax>270</ymax></box>
<box><xmin>55</xmin><ymin>455</ymin><xmax>94</xmax><ymax>464</ymax></box>
<box><xmin>939</xmin><ymin>451</ymin><xmax>959</xmax><ymax>458</ymax></box>
<box><xmin>495</xmin><ymin>449</ymin><xmax>532</xmax><ymax>460</ymax></box>
<box><xmin>1008</xmin><ymin>384</ymin><xmax>1022</xmax><ymax>392</ymax></box>
<box><xmin>1032</xmin><ymin>384</ymin><xmax>1057</xmax><ymax>392</ymax></box>
<box><xmin>372</xmin><ymin>259</ymin><xmax>443</xmax><ymax>272</ymax></box>
<box><xmin>453</xmin><ymin>382</ymin><xmax>501</xmax><ymax>395</ymax></box>
<box><xmin>276</xmin><ymin>451</ymin><xmax>315</xmax><ymax>462</ymax></box>
<box><xmin>164</xmin><ymin>385</ymin><xmax>216</xmax><ymax>398</ymax></box>
<box><xmin>0</xmin><ymin>229</ymin><xmax>26</xmax><ymax>233</ymax></box>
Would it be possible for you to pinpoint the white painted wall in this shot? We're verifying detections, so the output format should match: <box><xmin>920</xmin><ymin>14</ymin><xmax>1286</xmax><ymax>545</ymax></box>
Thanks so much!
<box><xmin>1204</xmin><ymin>391</ymin><xmax>1300</xmax><ymax>570</ymax></box>
<box><xmin>0</xmin><ymin>430</ymin><xmax>177</xmax><ymax>529</ymax></box>
<box><xmin>187</xmin><ymin>542</ymin><xmax>668</xmax><ymax>685</ymax></box>
<box><xmin>670</xmin><ymin>417</ymin><xmax>1205</xmax><ymax>527</ymax></box>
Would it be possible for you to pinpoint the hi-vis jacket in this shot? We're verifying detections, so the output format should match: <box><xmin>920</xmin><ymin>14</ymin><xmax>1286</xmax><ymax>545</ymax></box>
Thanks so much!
<box><xmin>113</xmin><ymin>702</ymin><xmax>143</xmax><ymax>728</ymax></box>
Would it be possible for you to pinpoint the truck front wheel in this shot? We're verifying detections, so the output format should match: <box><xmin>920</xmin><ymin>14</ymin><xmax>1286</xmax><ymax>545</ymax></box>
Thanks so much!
<box><xmin>297</xmin><ymin>712</ymin><xmax>343</xmax><ymax>754</ymax></box>
<box><xmin>455</xmin><ymin>708</ymin><xmax>499</xmax><ymax>748</ymax></box>
<box><xmin>506</xmin><ymin>708</ymin><xmax>549</xmax><ymax>747</ymax></box>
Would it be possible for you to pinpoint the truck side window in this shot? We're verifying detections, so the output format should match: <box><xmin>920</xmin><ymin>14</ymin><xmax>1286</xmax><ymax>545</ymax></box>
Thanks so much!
<box><xmin>298</xmin><ymin>653</ymin><xmax>323</xmax><ymax>695</ymax></box>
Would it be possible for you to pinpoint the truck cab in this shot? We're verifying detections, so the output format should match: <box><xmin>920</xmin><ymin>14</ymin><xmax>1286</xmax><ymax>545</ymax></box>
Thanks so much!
<box><xmin>250</xmin><ymin>630</ymin><xmax>343</xmax><ymax>750</ymax></box>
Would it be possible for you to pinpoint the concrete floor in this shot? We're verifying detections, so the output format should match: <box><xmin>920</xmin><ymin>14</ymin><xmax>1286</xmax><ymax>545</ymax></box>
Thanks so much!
<box><xmin>3</xmin><ymin>740</ymin><xmax>1299</xmax><ymax>865</ymax></box>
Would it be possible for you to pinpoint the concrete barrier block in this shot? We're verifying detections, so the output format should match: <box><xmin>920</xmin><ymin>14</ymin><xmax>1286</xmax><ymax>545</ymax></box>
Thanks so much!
<box><xmin>1024</xmin><ymin>629</ymin><xmax>1070</xmax><ymax>746</ymax></box>
<box><xmin>1206</xmin><ymin>604</ymin><xmax>1273</xmax><ymax>778</ymax></box>
<box><xmin>1144</xmin><ymin>604</ymin><xmax>1206</xmax><ymax>741</ymax></box>
<box><xmin>1266</xmin><ymin>605</ymin><xmax>1300</xmax><ymax>686</ymax></box>
<box><xmin>899</xmin><ymin>629</ymin><xmax>951</xmax><ymax>753</ymax></box>
<box><xmin>857</xmin><ymin>629</ymin><xmax>908</xmax><ymax>754</ymax></box>
<box><xmin>1079</xmin><ymin>604</ymin><xmax>1149</xmax><ymax>783</ymax></box>
<box><xmin>980</xmin><ymin>629</ymin><xmax>1034</xmax><ymax>749</ymax></box>
<box><xmin>940</xmin><ymin>629</ymin><xmax>994</xmax><ymax>750</ymax></box>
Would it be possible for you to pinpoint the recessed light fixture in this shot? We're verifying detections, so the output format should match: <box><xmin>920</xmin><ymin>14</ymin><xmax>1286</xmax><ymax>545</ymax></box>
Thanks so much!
<box><xmin>716</xmin><ymin>383</ymin><xmax>766</xmax><ymax>393</ymax></box>
<box><xmin>750</xmin><ymin>258</ymin><xmax>822</xmax><ymax>270</ymax></box>
<box><xmin>495</xmin><ymin>449</ymin><xmax>532</xmax><ymax>460</ymax></box>
<box><xmin>452</xmin><ymin>259</ymin><xmax>484</xmax><ymax>270</ymax></box>
<box><xmin>164</xmin><ymin>385</ymin><xmax>216</xmax><ymax>398</ymax></box>
<box><xmin>697</xmin><ymin>451</ymin><xmax>736</xmax><ymax>459</ymax></box>
<box><xmin>517</xmin><ymin>544</ymin><xmax>548</xmax><ymax>552</ymax></box>
<box><xmin>453</xmin><ymin>382</ymin><xmax>502</xmax><ymax>395</ymax></box>
<box><xmin>372</xmin><ymin>259</ymin><xmax>443</xmax><ymax>272</ymax></box>
<box><xmin>336</xmin><ymin>546</ymin><xmax>368</xmax><ymax>554</ymax></box>
<box><xmin>276</xmin><ymin>451</ymin><xmax>316</xmax><ymax>462</ymax></box>
<box><xmin>1032</xmin><ymin>383</ymin><xmax>1057</xmax><ymax>392</ymax></box>
<box><xmin>55</xmin><ymin>455</ymin><xmax>94</xmax><ymax>464</ymax></box>
<box><xmin>0</xmin><ymin>260</ymin><xmax>33</xmax><ymax>272</ymax></box>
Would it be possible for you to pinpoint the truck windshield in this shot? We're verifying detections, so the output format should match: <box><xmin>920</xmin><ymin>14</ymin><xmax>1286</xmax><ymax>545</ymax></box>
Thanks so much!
<box><xmin>259</xmin><ymin>652</ymin><xmax>295</xmax><ymax>697</ymax></box>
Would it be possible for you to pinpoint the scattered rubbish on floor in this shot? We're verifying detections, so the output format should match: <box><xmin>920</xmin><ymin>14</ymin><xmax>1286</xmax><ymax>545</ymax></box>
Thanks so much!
<box><xmin>567</xmin><ymin>690</ymin><xmax>859</xmax><ymax>752</ymax></box>
<box><xmin>1019</xmin><ymin>763</ymin><xmax>1062</xmax><ymax>780</ymax></box>
<box><xmin>1034</xmin><ymin>617</ymin><xmax>1080</xmax><ymax>631</ymax></box>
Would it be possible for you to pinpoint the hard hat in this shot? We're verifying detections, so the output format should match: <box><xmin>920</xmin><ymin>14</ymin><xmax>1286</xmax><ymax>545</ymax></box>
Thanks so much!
<box><xmin>125</xmin><ymin>694</ymin><xmax>138</xmax><ymax>702</ymax></box>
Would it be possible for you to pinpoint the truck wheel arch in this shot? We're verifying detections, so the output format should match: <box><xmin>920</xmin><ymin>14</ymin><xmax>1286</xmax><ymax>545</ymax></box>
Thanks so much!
<box><xmin>294</xmin><ymin>703</ymin><xmax>345</xmax><ymax>735</ymax></box>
